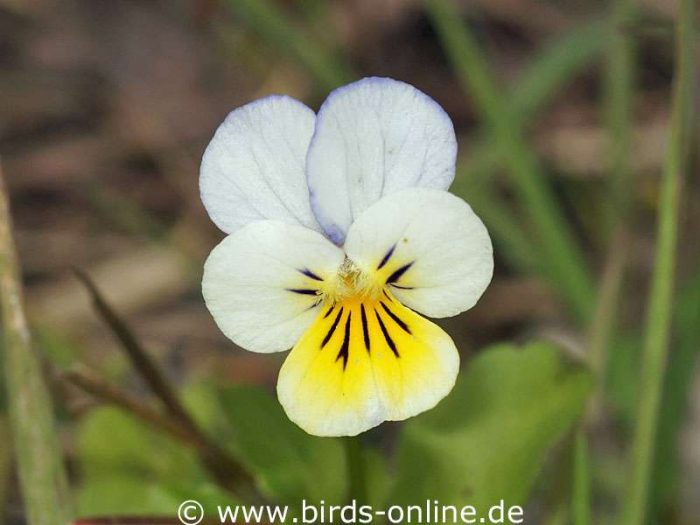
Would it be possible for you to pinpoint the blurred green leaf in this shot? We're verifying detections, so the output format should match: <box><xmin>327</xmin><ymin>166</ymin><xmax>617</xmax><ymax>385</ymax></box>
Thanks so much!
<box><xmin>219</xmin><ymin>385</ymin><xmax>347</xmax><ymax>505</ymax></box>
<box><xmin>76</xmin><ymin>476</ymin><xmax>180</xmax><ymax>516</ymax></box>
<box><xmin>34</xmin><ymin>328</ymin><xmax>83</xmax><ymax>368</ymax></box>
<box><xmin>389</xmin><ymin>342</ymin><xmax>591</xmax><ymax>516</ymax></box>
<box><xmin>77</xmin><ymin>476</ymin><xmax>234</xmax><ymax>517</ymax></box>
<box><xmin>182</xmin><ymin>381</ymin><xmax>231</xmax><ymax>436</ymax></box>
<box><xmin>74</xmin><ymin>406</ymin><xmax>228</xmax><ymax>516</ymax></box>
<box><xmin>76</xmin><ymin>407</ymin><xmax>201</xmax><ymax>481</ymax></box>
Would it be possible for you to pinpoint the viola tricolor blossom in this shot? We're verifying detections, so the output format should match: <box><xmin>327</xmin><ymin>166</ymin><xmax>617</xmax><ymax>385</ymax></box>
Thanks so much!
<box><xmin>201</xmin><ymin>77</ymin><xmax>493</xmax><ymax>437</ymax></box>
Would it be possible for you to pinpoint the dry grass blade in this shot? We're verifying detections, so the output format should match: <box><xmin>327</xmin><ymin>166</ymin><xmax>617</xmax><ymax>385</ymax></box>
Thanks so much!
<box><xmin>73</xmin><ymin>268</ymin><xmax>196</xmax><ymax>430</ymax></box>
<box><xmin>63</xmin><ymin>365</ymin><xmax>258</xmax><ymax>501</ymax></box>
<box><xmin>0</xmin><ymin>160</ymin><xmax>73</xmax><ymax>525</ymax></box>
<box><xmin>70</xmin><ymin>269</ymin><xmax>258</xmax><ymax>499</ymax></box>
<box><xmin>63</xmin><ymin>366</ymin><xmax>202</xmax><ymax>447</ymax></box>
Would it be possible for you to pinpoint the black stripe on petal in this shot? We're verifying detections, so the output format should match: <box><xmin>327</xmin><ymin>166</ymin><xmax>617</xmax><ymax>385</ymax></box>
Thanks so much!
<box><xmin>375</xmin><ymin>310</ymin><xmax>399</xmax><ymax>358</ymax></box>
<box><xmin>306</xmin><ymin>298</ymin><xmax>323</xmax><ymax>311</ymax></box>
<box><xmin>380</xmin><ymin>302</ymin><xmax>411</xmax><ymax>335</ymax></box>
<box><xmin>323</xmin><ymin>305</ymin><xmax>336</xmax><ymax>319</ymax></box>
<box><xmin>386</xmin><ymin>261</ymin><xmax>414</xmax><ymax>284</ymax></box>
<box><xmin>360</xmin><ymin>304</ymin><xmax>370</xmax><ymax>353</ymax></box>
<box><xmin>377</xmin><ymin>244</ymin><xmax>396</xmax><ymax>270</ymax></box>
<box><xmin>322</xmin><ymin>307</ymin><xmax>344</xmax><ymax>348</ymax></box>
<box><xmin>286</xmin><ymin>288</ymin><xmax>319</xmax><ymax>295</ymax></box>
<box><xmin>335</xmin><ymin>313</ymin><xmax>352</xmax><ymax>369</ymax></box>
<box><xmin>299</xmin><ymin>268</ymin><xmax>324</xmax><ymax>281</ymax></box>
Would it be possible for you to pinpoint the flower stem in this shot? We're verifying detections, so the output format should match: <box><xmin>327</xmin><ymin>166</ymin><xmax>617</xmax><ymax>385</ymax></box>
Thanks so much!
<box><xmin>621</xmin><ymin>1</ymin><xmax>696</xmax><ymax>523</ymax></box>
<box><xmin>345</xmin><ymin>437</ymin><xmax>368</xmax><ymax>504</ymax></box>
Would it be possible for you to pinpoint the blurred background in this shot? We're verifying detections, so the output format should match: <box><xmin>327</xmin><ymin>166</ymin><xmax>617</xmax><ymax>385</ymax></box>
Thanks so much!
<box><xmin>0</xmin><ymin>0</ymin><xmax>699</xmax><ymax>524</ymax></box>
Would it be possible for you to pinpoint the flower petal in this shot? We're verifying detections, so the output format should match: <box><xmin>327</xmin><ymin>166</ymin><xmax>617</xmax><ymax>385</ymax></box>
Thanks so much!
<box><xmin>200</xmin><ymin>95</ymin><xmax>321</xmax><ymax>234</ymax></box>
<box><xmin>277</xmin><ymin>294</ymin><xmax>459</xmax><ymax>436</ymax></box>
<box><xmin>306</xmin><ymin>77</ymin><xmax>457</xmax><ymax>244</ymax></box>
<box><xmin>344</xmin><ymin>188</ymin><xmax>493</xmax><ymax>318</ymax></box>
<box><xmin>202</xmin><ymin>221</ymin><xmax>344</xmax><ymax>353</ymax></box>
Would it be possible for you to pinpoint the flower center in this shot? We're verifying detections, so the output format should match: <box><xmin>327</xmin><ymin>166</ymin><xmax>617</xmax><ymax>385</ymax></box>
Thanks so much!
<box><xmin>325</xmin><ymin>257</ymin><xmax>382</xmax><ymax>304</ymax></box>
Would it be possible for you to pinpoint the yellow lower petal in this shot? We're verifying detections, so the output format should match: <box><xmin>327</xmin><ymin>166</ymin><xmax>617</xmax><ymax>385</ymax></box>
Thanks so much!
<box><xmin>276</xmin><ymin>291</ymin><xmax>460</xmax><ymax>436</ymax></box>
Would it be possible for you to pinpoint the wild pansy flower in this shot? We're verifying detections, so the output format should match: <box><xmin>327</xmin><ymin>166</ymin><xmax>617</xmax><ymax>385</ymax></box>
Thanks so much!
<box><xmin>201</xmin><ymin>77</ymin><xmax>493</xmax><ymax>437</ymax></box>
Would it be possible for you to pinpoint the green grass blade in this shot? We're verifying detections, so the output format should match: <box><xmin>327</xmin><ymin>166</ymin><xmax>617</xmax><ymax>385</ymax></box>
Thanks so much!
<box><xmin>588</xmin><ymin>0</ymin><xmax>637</xmax><ymax>395</ymax></box>
<box><xmin>0</xmin><ymin>165</ymin><xmax>73</xmax><ymax>525</ymax></box>
<box><xmin>582</xmin><ymin>4</ymin><xmax>637</xmax><ymax>518</ymax></box>
<box><xmin>605</xmin><ymin>1</ymin><xmax>637</xmax><ymax>226</ymax></box>
<box><xmin>453</xmin><ymin>19</ymin><xmax>607</xmax><ymax>276</ymax></box>
<box><xmin>514</xmin><ymin>19</ymin><xmax>607</xmax><ymax>124</ymax></box>
<box><xmin>427</xmin><ymin>0</ymin><xmax>596</xmax><ymax>322</ymax></box>
<box><xmin>621</xmin><ymin>1</ymin><xmax>696</xmax><ymax>523</ymax></box>
<box><xmin>225</xmin><ymin>0</ymin><xmax>354</xmax><ymax>90</ymax></box>
<box><xmin>465</xmin><ymin>18</ymin><xmax>607</xmax><ymax>169</ymax></box>
<box><xmin>650</xmin><ymin>271</ymin><xmax>700</xmax><ymax>519</ymax></box>
<box><xmin>454</xmin><ymin>19</ymin><xmax>607</xmax><ymax>272</ymax></box>
<box><xmin>453</xmin><ymin>167</ymin><xmax>539</xmax><ymax>272</ymax></box>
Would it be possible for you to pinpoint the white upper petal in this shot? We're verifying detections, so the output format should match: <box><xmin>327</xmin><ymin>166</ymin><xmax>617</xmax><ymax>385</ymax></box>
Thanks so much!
<box><xmin>202</xmin><ymin>221</ymin><xmax>344</xmax><ymax>353</ymax></box>
<box><xmin>306</xmin><ymin>77</ymin><xmax>458</xmax><ymax>244</ymax></box>
<box><xmin>344</xmin><ymin>188</ymin><xmax>493</xmax><ymax>318</ymax></box>
<box><xmin>200</xmin><ymin>95</ymin><xmax>321</xmax><ymax>234</ymax></box>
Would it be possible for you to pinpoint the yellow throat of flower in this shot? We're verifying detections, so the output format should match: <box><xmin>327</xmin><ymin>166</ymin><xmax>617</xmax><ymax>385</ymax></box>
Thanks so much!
<box><xmin>324</xmin><ymin>257</ymin><xmax>383</xmax><ymax>304</ymax></box>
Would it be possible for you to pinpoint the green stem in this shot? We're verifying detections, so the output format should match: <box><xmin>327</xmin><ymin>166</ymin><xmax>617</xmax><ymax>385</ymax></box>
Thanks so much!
<box><xmin>344</xmin><ymin>437</ymin><xmax>368</xmax><ymax>504</ymax></box>
<box><xmin>0</xmin><ymin>162</ymin><xmax>73</xmax><ymax>525</ymax></box>
<box><xmin>621</xmin><ymin>1</ymin><xmax>696</xmax><ymax>523</ymax></box>
<box><xmin>426</xmin><ymin>0</ymin><xmax>596</xmax><ymax>323</ymax></box>
<box><xmin>572</xmin><ymin>429</ymin><xmax>592</xmax><ymax>525</ymax></box>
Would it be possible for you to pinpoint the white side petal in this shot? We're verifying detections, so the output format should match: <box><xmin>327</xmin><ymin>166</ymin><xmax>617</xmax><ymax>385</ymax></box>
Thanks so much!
<box><xmin>200</xmin><ymin>95</ymin><xmax>321</xmax><ymax>234</ymax></box>
<box><xmin>202</xmin><ymin>221</ymin><xmax>344</xmax><ymax>353</ymax></box>
<box><xmin>306</xmin><ymin>77</ymin><xmax>457</xmax><ymax>244</ymax></box>
<box><xmin>344</xmin><ymin>188</ymin><xmax>493</xmax><ymax>318</ymax></box>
